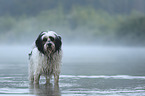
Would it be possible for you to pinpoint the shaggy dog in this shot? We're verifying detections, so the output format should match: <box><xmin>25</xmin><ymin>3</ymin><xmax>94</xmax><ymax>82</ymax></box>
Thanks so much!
<box><xmin>28</xmin><ymin>31</ymin><xmax>62</xmax><ymax>84</ymax></box>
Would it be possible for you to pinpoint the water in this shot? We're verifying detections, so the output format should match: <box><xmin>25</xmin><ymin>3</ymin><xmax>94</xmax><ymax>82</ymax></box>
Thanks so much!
<box><xmin>0</xmin><ymin>45</ymin><xmax>145</xmax><ymax>96</ymax></box>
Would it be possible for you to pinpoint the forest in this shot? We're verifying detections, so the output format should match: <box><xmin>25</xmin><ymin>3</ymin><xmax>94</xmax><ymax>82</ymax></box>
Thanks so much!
<box><xmin>0</xmin><ymin>0</ymin><xmax>145</xmax><ymax>46</ymax></box>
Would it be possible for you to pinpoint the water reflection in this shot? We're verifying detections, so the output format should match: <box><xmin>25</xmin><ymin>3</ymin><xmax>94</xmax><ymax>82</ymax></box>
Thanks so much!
<box><xmin>29</xmin><ymin>83</ymin><xmax>61</xmax><ymax>96</ymax></box>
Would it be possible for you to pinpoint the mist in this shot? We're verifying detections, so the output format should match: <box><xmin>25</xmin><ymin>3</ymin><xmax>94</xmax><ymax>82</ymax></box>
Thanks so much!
<box><xmin>0</xmin><ymin>0</ymin><xmax>145</xmax><ymax>96</ymax></box>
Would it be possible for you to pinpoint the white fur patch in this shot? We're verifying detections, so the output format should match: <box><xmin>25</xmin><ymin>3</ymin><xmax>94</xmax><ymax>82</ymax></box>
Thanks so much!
<box><xmin>28</xmin><ymin>31</ymin><xmax>62</xmax><ymax>84</ymax></box>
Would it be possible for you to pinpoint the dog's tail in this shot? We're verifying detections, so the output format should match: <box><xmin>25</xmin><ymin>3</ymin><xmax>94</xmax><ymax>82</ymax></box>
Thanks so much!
<box><xmin>28</xmin><ymin>51</ymin><xmax>32</xmax><ymax>60</ymax></box>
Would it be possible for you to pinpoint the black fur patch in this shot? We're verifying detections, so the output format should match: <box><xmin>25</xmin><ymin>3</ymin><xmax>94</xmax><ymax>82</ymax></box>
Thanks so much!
<box><xmin>54</xmin><ymin>35</ymin><xmax>62</xmax><ymax>53</ymax></box>
<box><xmin>35</xmin><ymin>32</ymin><xmax>45</xmax><ymax>54</ymax></box>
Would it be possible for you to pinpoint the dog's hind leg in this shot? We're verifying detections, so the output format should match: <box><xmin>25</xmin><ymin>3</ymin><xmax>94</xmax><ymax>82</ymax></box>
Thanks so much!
<box><xmin>28</xmin><ymin>62</ymin><xmax>34</xmax><ymax>83</ymax></box>
<box><xmin>45</xmin><ymin>76</ymin><xmax>50</xmax><ymax>84</ymax></box>
<box><xmin>45</xmin><ymin>75</ymin><xmax>52</xmax><ymax>84</ymax></box>
<box><xmin>29</xmin><ymin>74</ymin><xmax>34</xmax><ymax>83</ymax></box>
<box><xmin>34</xmin><ymin>73</ymin><xmax>40</xmax><ymax>84</ymax></box>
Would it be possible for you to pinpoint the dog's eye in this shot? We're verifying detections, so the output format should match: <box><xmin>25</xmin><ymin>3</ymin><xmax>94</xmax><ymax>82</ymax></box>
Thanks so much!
<box><xmin>49</xmin><ymin>36</ymin><xmax>54</xmax><ymax>41</ymax></box>
<box><xmin>43</xmin><ymin>38</ymin><xmax>47</xmax><ymax>42</ymax></box>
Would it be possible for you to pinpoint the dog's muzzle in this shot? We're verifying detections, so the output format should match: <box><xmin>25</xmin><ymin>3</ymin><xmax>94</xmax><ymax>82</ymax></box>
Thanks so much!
<box><xmin>46</xmin><ymin>42</ymin><xmax>54</xmax><ymax>50</ymax></box>
<box><xmin>44</xmin><ymin>42</ymin><xmax>55</xmax><ymax>54</ymax></box>
<box><xmin>47</xmin><ymin>43</ymin><xmax>52</xmax><ymax>48</ymax></box>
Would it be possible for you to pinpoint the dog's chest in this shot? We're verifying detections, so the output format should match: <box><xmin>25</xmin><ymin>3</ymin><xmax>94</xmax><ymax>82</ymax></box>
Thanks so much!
<box><xmin>41</xmin><ymin>58</ymin><xmax>54</xmax><ymax>75</ymax></box>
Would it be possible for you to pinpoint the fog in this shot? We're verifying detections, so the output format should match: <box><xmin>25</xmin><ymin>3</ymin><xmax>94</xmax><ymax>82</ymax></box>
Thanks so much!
<box><xmin>0</xmin><ymin>45</ymin><xmax>145</xmax><ymax>75</ymax></box>
<box><xmin>0</xmin><ymin>0</ymin><xmax>145</xmax><ymax>95</ymax></box>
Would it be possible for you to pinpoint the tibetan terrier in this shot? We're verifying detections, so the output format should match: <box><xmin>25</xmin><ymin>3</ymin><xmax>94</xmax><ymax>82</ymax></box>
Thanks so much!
<box><xmin>28</xmin><ymin>31</ymin><xmax>62</xmax><ymax>84</ymax></box>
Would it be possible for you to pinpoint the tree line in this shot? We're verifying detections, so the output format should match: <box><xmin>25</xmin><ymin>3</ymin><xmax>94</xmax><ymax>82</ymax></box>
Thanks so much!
<box><xmin>0</xmin><ymin>0</ymin><xmax>145</xmax><ymax>46</ymax></box>
<box><xmin>0</xmin><ymin>0</ymin><xmax>145</xmax><ymax>16</ymax></box>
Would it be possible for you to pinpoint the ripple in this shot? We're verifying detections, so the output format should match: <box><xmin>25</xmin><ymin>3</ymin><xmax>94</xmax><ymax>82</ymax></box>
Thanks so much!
<box><xmin>0</xmin><ymin>88</ymin><xmax>29</xmax><ymax>94</ymax></box>
<box><xmin>60</xmin><ymin>75</ymin><xmax>145</xmax><ymax>80</ymax></box>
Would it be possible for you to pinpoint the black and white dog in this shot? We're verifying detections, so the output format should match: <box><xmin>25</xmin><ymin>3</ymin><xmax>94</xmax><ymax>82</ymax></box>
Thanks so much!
<box><xmin>28</xmin><ymin>31</ymin><xmax>62</xmax><ymax>84</ymax></box>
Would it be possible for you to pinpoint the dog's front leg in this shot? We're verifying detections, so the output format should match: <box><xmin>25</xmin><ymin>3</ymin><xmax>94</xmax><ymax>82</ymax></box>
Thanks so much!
<box><xmin>54</xmin><ymin>74</ymin><xmax>59</xmax><ymax>85</ymax></box>
<box><xmin>34</xmin><ymin>73</ymin><xmax>40</xmax><ymax>84</ymax></box>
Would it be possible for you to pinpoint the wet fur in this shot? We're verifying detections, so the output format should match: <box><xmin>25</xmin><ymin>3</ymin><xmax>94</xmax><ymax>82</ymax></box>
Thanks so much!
<box><xmin>28</xmin><ymin>31</ymin><xmax>62</xmax><ymax>84</ymax></box>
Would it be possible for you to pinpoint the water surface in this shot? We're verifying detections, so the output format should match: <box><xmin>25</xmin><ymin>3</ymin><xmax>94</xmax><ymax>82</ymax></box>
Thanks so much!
<box><xmin>0</xmin><ymin>45</ymin><xmax>145</xmax><ymax>96</ymax></box>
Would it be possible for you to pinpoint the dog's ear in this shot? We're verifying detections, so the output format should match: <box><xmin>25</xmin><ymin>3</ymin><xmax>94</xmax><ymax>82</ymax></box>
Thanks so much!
<box><xmin>57</xmin><ymin>35</ymin><xmax>61</xmax><ymax>41</ymax></box>
<box><xmin>55</xmin><ymin>35</ymin><xmax>62</xmax><ymax>53</ymax></box>
<box><xmin>35</xmin><ymin>32</ymin><xmax>45</xmax><ymax>54</ymax></box>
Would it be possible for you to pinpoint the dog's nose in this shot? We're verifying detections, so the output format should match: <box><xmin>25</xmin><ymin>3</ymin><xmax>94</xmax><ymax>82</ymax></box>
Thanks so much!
<box><xmin>47</xmin><ymin>43</ymin><xmax>52</xmax><ymax>47</ymax></box>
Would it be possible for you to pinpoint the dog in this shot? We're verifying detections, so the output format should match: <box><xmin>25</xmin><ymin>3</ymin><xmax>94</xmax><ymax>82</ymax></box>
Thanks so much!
<box><xmin>28</xmin><ymin>31</ymin><xmax>62</xmax><ymax>84</ymax></box>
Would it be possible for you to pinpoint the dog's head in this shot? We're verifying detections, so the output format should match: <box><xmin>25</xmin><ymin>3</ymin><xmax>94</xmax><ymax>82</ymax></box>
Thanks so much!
<box><xmin>35</xmin><ymin>31</ymin><xmax>62</xmax><ymax>55</ymax></box>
